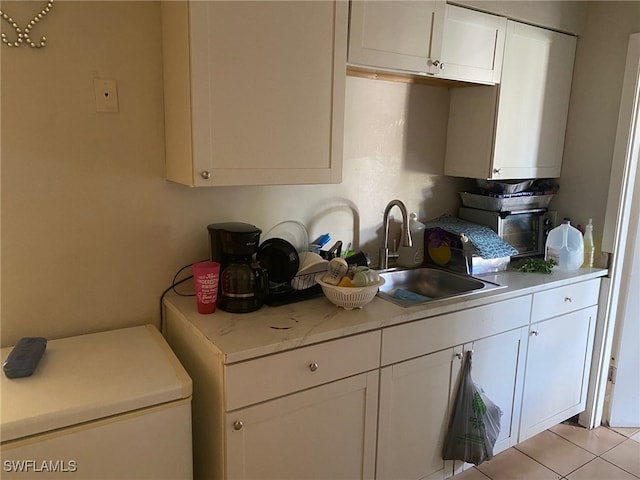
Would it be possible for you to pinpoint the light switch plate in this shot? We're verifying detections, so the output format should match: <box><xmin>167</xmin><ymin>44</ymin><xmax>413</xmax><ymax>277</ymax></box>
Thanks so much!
<box><xmin>94</xmin><ymin>78</ymin><xmax>119</xmax><ymax>113</ymax></box>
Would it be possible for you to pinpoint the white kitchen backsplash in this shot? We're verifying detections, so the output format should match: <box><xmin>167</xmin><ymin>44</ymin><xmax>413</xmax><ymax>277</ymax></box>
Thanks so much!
<box><xmin>250</xmin><ymin>76</ymin><xmax>470</xmax><ymax>260</ymax></box>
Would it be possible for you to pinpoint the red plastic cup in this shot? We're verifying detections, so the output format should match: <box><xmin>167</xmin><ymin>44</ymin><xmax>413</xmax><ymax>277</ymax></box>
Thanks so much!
<box><xmin>192</xmin><ymin>261</ymin><xmax>221</xmax><ymax>314</ymax></box>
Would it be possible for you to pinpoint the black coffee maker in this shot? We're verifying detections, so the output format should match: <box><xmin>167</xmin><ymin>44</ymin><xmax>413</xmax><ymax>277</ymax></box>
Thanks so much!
<box><xmin>207</xmin><ymin>222</ymin><xmax>268</xmax><ymax>313</ymax></box>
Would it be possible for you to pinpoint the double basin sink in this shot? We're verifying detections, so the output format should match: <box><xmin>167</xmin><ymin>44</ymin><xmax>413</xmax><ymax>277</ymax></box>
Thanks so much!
<box><xmin>377</xmin><ymin>267</ymin><xmax>504</xmax><ymax>307</ymax></box>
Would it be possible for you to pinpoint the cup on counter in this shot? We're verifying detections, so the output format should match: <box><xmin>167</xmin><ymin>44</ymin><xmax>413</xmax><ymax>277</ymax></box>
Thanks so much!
<box><xmin>192</xmin><ymin>261</ymin><xmax>221</xmax><ymax>314</ymax></box>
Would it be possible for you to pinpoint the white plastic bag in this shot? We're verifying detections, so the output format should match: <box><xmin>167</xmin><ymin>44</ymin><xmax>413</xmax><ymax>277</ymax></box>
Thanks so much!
<box><xmin>442</xmin><ymin>350</ymin><xmax>503</xmax><ymax>465</ymax></box>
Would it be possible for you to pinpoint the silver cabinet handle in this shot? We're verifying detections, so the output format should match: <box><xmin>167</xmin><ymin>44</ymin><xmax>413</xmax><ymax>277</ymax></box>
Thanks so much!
<box><xmin>432</xmin><ymin>60</ymin><xmax>445</xmax><ymax>69</ymax></box>
<box><xmin>455</xmin><ymin>350</ymin><xmax>473</xmax><ymax>360</ymax></box>
<box><xmin>233</xmin><ymin>420</ymin><xmax>243</xmax><ymax>431</ymax></box>
<box><xmin>493</xmin><ymin>168</ymin><xmax>501</xmax><ymax>174</ymax></box>
<box><xmin>531</xmin><ymin>330</ymin><xmax>539</xmax><ymax>336</ymax></box>
<box><xmin>200</xmin><ymin>171</ymin><xmax>211</xmax><ymax>179</ymax></box>
<box><xmin>564</xmin><ymin>297</ymin><xmax>573</xmax><ymax>303</ymax></box>
<box><xmin>309</xmin><ymin>362</ymin><xmax>319</xmax><ymax>372</ymax></box>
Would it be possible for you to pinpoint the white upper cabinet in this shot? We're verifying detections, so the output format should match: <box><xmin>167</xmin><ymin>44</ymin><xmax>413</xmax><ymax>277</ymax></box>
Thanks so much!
<box><xmin>445</xmin><ymin>20</ymin><xmax>577</xmax><ymax>179</ymax></box>
<box><xmin>439</xmin><ymin>4</ymin><xmax>507</xmax><ymax>84</ymax></box>
<box><xmin>161</xmin><ymin>1</ymin><xmax>347</xmax><ymax>187</ymax></box>
<box><xmin>348</xmin><ymin>1</ymin><xmax>506</xmax><ymax>84</ymax></box>
<box><xmin>348</xmin><ymin>1</ymin><xmax>445</xmax><ymax>75</ymax></box>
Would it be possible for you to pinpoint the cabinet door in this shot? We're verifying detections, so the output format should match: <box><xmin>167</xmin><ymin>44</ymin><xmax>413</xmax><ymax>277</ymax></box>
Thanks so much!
<box><xmin>377</xmin><ymin>347</ymin><xmax>460</xmax><ymax>480</ymax></box>
<box><xmin>438</xmin><ymin>4</ymin><xmax>506</xmax><ymax>84</ymax></box>
<box><xmin>444</xmin><ymin>21</ymin><xmax>576</xmax><ymax>179</ymax></box>
<box><xmin>162</xmin><ymin>1</ymin><xmax>347</xmax><ymax>186</ymax></box>
<box><xmin>492</xmin><ymin>21</ymin><xmax>577</xmax><ymax>179</ymax></box>
<box><xmin>348</xmin><ymin>0</ymin><xmax>445</xmax><ymax>75</ymax></box>
<box><xmin>226</xmin><ymin>371</ymin><xmax>378</xmax><ymax>480</ymax></box>
<box><xmin>467</xmin><ymin>328</ymin><xmax>527</xmax><ymax>454</ymax></box>
<box><xmin>520</xmin><ymin>306</ymin><xmax>598</xmax><ymax>441</ymax></box>
<box><xmin>452</xmin><ymin>328</ymin><xmax>528</xmax><ymax>476</ymax></box>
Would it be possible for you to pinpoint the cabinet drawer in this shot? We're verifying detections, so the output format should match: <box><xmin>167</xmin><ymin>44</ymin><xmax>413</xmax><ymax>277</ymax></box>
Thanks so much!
<box><xmin>225</xmin><ymin>331</ymin><xmax>381</xmax><ymax>411</ymax></box>
<box><xmin>531</xmin><ymin>278</ymin><xmax>600</xmax><ymax>323</ymax></box>
<box><xmin>381</xmin><ymin>296</ymin><xmax>531</xmax><ymax>366</ymax></box>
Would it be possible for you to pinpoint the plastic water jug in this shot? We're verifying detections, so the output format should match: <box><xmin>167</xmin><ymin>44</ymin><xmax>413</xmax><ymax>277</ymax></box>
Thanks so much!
<box><xmin>545</xmin><ymin>219</ymin><xmax>584</xmax><ymax>271</ymax></box>
<box><xmin>398</xmin><ymin>213</ymin><xmax>425</xmax><ymax>268</ymax></box>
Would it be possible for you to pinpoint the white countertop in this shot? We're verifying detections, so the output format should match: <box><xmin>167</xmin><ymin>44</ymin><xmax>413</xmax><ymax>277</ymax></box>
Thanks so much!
<box><xmin>164</xmin><ymin>267</ymin><xmax>607</xmax><ymax>365</ymax></box>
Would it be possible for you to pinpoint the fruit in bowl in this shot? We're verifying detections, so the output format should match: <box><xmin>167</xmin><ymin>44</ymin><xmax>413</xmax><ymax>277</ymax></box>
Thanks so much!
<box><xmin>316</xmin><ymin>267</ymin><xmax>384</xmax><ymax>310</ymax></box>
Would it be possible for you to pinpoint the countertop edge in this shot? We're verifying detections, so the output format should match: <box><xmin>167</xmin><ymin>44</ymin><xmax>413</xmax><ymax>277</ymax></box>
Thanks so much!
<box><xmin>163</xmin><ymin>268</ymin><xmax>608</xmax><ymax>364</ymax></box>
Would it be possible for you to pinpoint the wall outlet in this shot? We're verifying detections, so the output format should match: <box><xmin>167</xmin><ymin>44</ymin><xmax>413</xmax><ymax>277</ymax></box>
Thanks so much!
<box><xmin>94</xmin><ymin>78</ymin><xmax>119</xmax><ymax>113</ymax></box>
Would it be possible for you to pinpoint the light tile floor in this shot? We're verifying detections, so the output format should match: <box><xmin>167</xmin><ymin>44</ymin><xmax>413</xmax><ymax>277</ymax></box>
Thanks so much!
<box><xmin>453</xmin><ymin>423</ymin><xmax>640</xmax><ymax>480</ymax></box>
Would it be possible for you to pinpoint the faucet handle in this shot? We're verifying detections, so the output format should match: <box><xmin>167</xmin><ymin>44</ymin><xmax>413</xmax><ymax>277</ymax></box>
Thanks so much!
<box><xmin>386</xmin><ymin>239</ymin><xmax>400</xmax><ymax>263</ymax></box>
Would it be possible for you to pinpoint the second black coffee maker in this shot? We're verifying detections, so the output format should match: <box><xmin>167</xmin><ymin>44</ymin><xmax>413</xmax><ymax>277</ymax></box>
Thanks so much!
<box><xmin>207</xmin><ymin>222</ymin><xmax>268</xmax><ymax>313</ymax></box>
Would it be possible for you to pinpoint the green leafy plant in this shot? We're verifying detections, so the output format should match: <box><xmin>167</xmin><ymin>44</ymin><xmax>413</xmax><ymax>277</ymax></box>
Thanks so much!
<box><xmin>517</xmin><ymin>258</ymin><xmax>556</xmax><ymax>274</ymax></box>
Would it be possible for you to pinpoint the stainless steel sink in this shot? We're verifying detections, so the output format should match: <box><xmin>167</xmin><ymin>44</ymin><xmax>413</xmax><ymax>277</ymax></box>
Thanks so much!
<box><xmin>377</xmin><ymin>267</ymin><xmax>504</xmax><ymax>307</ymax></box>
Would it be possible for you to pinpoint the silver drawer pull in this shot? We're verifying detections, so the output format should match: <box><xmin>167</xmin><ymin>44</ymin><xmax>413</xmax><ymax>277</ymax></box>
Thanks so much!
<box><xmin>309</xmin><ymin>362</ymin><xmax>319</xmax><ymax>372</ymax></box>
<box><xmin>531</xmin><ymin>330</ymin><xmax>539</xmax><ymax>336</ymax></box>
<box><xmin>455</xmin><ymin>353</ymin><xmax>463</xmax><ymax>360</ymax></box>
<box><xmin>233</xmin><ymin>420</ymin><xmax>243</xmax><ymax>431</ymax></box>
<box><xmin>564</xmin><ymin>297</ymin><xmax>572</xmax><ymax>303</ymax></box>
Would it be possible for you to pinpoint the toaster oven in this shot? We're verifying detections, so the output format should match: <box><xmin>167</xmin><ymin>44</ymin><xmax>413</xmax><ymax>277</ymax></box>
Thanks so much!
<box><xmin>459</xmin><ymin>207</ymin><xmax>556</xmax><ymax>258</ymax></box>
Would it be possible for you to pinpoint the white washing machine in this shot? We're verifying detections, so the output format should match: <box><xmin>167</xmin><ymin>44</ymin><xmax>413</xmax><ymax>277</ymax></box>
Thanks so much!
<box><xmin>1</xmin><ymin>325</ymin><xmax>193</xmax><ymax>479</ymax></box>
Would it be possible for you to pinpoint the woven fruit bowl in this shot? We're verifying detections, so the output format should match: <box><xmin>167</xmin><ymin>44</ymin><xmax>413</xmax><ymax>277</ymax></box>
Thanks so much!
<box><xmin>315</xmin><ymin>274</ymin><xmax>385</xmax><ymax>310</ymax></box>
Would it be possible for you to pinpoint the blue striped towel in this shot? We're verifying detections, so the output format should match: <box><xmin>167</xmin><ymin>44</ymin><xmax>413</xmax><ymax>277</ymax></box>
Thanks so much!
<box><xmin>425</xmin><ymin>215</ymin><xmax>518</xmax><ymax>259</ymax></box>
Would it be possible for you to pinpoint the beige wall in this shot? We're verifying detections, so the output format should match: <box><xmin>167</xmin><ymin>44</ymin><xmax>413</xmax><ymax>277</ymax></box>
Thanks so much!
<box><xmin>459</xmin><ymin>0</ymin><xmax>587</xmax><ymax>34</ymax></box>
<box><xmin>2</xmin><ymin>1</ymin><xmax>638</xmax><ymax>346</ymax></box>
<box><xmin>556</xmin><ymin>2</ymin><xmax>640</xmax><ymax>260</ymax></box>
<box><xmin>0</xmin><ymin>1</ymin><xmax>467</xmax><ymax>345</ymax></box>
<box><xmin>462</xmin><ymin>1</ymin><xmax>640</xmax><ymax>262</ymax></box>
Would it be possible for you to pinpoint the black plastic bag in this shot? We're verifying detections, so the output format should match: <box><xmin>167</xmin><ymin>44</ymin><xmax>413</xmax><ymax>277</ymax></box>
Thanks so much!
<box><xmin>442</xmin><ymin>350</ymin><xmax>503</xmax><ymax>466</ymax></box>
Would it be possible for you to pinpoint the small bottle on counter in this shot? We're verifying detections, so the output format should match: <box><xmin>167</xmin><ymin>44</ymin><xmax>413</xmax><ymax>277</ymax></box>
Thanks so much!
<box><xmin>583</xmin><ymin>218</ymin><xmax>595</xmax><ymax>268</ymax></box>
<box><xmin>397</xmin><ymin>213</ymin><xmax>425</xmax><ymax>268</ymax></box>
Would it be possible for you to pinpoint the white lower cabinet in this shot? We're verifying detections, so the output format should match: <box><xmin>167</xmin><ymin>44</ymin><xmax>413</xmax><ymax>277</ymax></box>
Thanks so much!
<box><xmin>453</xmin><ymin>328</ymin><xmax>528</xmax><ymax>476</ymax></box>
<box><xmin>226</xmin><ymin>371</ymin><xmax>379</xmax><ymax>480</ymax></box>
<box><xmin>520</xmin><ymin>306</ymin><xmax>598</xmax><ymax>441</ymax></box>
<box><xmin>519</xmin><ymin>279</ymin><xmax>600</xmax><ymax>441</ymax></box>
<box><xmin>377</xmin><ymin>328</ymin><xmax>528</xmax><ymax>480</ymax></box>
<box><xmin>222</xmin><ymin>331</ymin><xmax>381</xmax><ymax>480</ymax></box>
<box><xmin>377</xmin><ymin>347</ymin><xmax>459</xmax><ymax>480</ymax></box>
<box><xmin>164</xmin><ymin>309</ymin><xmax>381</xmax><ymax>480</ymax></box>
<box><xmin>377</xmin><ymin>296</ymin><xmax>531</xmax><ymax>480</ymax></box>
<box><xmin>164</xmin><ymin>276</ymin><xmax>603</xmax><ymax>480</ymax></box>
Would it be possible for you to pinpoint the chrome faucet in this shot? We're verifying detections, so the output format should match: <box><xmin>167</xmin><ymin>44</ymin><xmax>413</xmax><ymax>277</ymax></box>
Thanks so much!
<box><xmin>378</xmin><ymin>200</ymin><xmax>412</xmax><ymax>270</ymax></box>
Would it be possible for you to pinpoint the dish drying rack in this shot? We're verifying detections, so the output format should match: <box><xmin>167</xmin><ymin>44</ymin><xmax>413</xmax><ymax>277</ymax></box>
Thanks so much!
<box><xmin>290</xmin><ymin>272</ymin><xmax>319</xmax><ymax>290</ymax></box>
<box><xmin>264</xmin><ymin>269</ymin><xmax>327</xmax><ymax>307</ymax></box>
